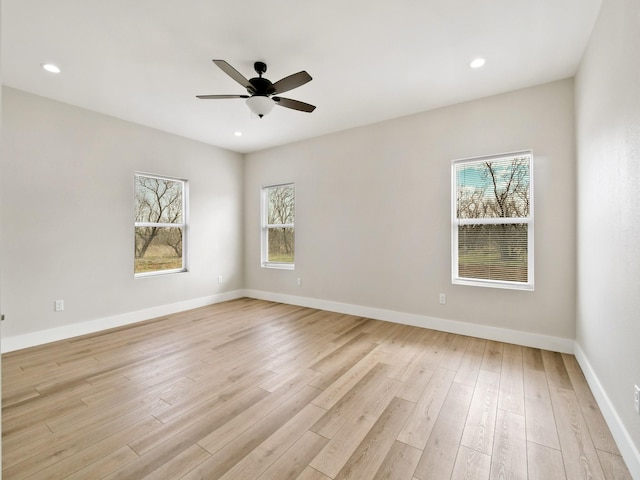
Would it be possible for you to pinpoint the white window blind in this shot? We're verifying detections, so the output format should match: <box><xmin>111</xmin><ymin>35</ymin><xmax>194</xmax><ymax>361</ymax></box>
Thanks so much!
<box><xmin>452</xmin><ymin>151</ymin><xmax>533</xmax><ymax>290</ymax></box>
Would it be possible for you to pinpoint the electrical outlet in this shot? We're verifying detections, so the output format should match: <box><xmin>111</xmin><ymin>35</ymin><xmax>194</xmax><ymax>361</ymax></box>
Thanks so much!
<box><xmin>54</xmin><ymin>299</ymin><xmax>64</xmax><ymax>312</ymax></box>
<box><xmin>634</xmin><ymin>385</ymin><xmax>639</xmax><ymax>414</ymax></box>
<box><xmin>218</xmin><ymin>275</ymin><xmax>223</xmax><ymax>284</ymax></box>
<box><xmin>439</xmin><ymin>293</ymin><xmax>446</xmax><ymax>304</ymax></box>
<box><xmin>296</xmin><ymin>277</ymin><xmax>302</xmax><ymax>287</ymax></box>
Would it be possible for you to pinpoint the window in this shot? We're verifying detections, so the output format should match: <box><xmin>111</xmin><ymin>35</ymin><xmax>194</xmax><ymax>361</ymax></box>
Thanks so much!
<box><xmin>134</xmin><ymin>173</ymin><xmax>187</xmax><ymax>276</ymax></box>
<box><xmin>452</xmin><ymin>151</ymin><xmax>533</xmax><ymax>290</ymax></box>
<box><xmin>262</xmin><ymin>183</ymin><xmax>295</xmax><ymax>269</ymax></box>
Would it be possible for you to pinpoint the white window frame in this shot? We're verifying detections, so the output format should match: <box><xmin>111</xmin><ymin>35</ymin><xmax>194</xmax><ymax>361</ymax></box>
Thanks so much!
<box><xmin>451</xmin><ymin>150</ymin><xmax>534</xmax><ymax>291</ymax></box>
<box><xmin>261</xmin><ymin>183</ymin><xmax>295</xmax><ymax>270</ymax></box>
<box><xmin>134</xmin><ymin>172</ymin><xmax>188</xmax><ymax>277</ymax></box>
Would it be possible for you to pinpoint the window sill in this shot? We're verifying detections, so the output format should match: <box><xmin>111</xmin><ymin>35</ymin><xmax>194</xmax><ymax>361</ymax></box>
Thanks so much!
<box><xmin>453</xmin><ymin>277</ymin><xmax>534</xmax><ymax>291</ymax></box>
<box><xmin>135</xmin><ymin>268</ymin><xmax>188</xmax><ymax>278</ymax></box>
<box><xmin>262</xmin><ymin>262</ymin><xmax>295</xmax><ymax>270</ymax></box>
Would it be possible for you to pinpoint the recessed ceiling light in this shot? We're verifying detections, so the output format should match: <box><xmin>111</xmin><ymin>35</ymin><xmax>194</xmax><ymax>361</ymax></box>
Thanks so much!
<box><xmin>42</xmin><ymin>63</ymin><xmax>61</xmax><ymax>74</ymax></box>
<box><xmin>469</xmin><ymin>58</ymin><xmax>486</xmax><ymax>69</ymax></box>
<box><xmin>234</xmin><ymin>131</ymin><xmax>242</xmax><ymax>137</ymax></box>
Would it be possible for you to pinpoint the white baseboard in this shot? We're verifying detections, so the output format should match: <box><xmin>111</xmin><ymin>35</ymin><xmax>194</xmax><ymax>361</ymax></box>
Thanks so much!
<box><xmin>242</xmin><ymin>289</ymin><xmax>575</xmax><ymax>353</ymax></box>
<box><xmin>1</xmin><ymin>290</ymin><xmax>245</xmax><ymax>353</ymax></box>
<box><xmin>3</xmin><ymin>289</ymin><xmax>573</xmax><ymax>354</ymax></box>
<box><xmin>574</xmin><ymin>343</ymin><xmax>640</xmax><ymax>480</ymax></box>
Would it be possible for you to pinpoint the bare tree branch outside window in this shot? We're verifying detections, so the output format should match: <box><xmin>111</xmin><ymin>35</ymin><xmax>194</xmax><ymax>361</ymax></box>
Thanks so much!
<box><xmin>134</xmin><ymin>174</ymin><xmax>186</xmax><ymax>275</ymax></box>
<box><xmin>263</xmin><ymin>184</ymin><xmax>295</xmax><ymax>266</ymax></box>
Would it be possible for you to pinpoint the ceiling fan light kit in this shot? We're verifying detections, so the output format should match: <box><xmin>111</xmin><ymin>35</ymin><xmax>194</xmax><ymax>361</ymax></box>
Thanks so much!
<box><xmin>197</xmin><ymin>60</ymin><xmax>315</xmax><ymax>118</ymax></box>
<box><xmin>246</xmin><ymin>95</ymin><xmax>275</xmax><ymax>118</ymax></box>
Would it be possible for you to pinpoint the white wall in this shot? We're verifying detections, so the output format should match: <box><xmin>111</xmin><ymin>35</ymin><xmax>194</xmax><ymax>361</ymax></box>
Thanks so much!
<box><xmin>1</xmin><ymin>87</ymin><xmax>244</xmax><ymax>343</ymax></box>
<box><xmin>575</xmin><ymin>0</ymin><xmax>640</xmax><ymax>474</ymax></box>
<box><xmin>244</xmin><ymin>79</ymin><xmax>577</xmax><ymax>348</ymax></box>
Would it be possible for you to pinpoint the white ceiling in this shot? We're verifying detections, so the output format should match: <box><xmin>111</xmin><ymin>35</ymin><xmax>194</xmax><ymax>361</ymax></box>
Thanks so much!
<box><xmin>2</xmin><ymin>0</ymin><xmax>602</xmax><ymax>154</ymax></box>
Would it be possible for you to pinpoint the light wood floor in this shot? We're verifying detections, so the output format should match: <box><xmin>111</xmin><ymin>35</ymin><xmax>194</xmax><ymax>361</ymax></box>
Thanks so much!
<box><xmin>2</xmin><ymin>298</ymin><xmax>632</xmax><ymax>479</ymax></box>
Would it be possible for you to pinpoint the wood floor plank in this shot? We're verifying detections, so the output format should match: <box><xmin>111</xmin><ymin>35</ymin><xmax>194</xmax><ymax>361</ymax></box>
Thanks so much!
<box><xmin>383</xmin><ymin>327</ymin><xmax>433</xmax><ymax>377</ymax></box>
<box><xmin>110</xmin><ymin>387</ymin><xmax>270</xmax><ymax>479</ymax></box>
<box><xmin>3</xmin><ymin>397</ymin><xmax>88</xmax><ymax>438</ymax></box>
<box><xmin>326</xmin><ymin>317</ymin><xmax>373</xmax><ymax>345</ymax></box>
<box><xmin>1</xmin><ymin>298</ymin><xmax>631</xmax><ymax>480</ymax></box>
<box><xmin>450</xmin><ymin>445</ymin><xmax>492</xmax><ymax>480</ymax></box>
<box><xmin>261</xmin><ymin>312</ymin><xmax>358</xmax><ymax>378</ymax></box>
<box><xmin>503</xmin><ymin>343</ymin><xmax>523</xmax><ymax>359</ymax></box>
<box><xmin>375</xmin><ymin>323</ymin><xmax>421</xmax><ymax>355</ymax></box>
<box><xmin>549</xmin><ymin>386</ymin><xmax>606</xmax><ymax>480</ymax></box>
<box><xmin>2</xmin><ymin>386</ymin><xmax>41</xmax><ymax>408</ymax></box>
<box><xmin>454</xmin><ymin>337</ymin><xmax>487</xmax><ymax>386</ymax></box>
<box><xmin>197</xmin><ymin>370</ymin><xmax>319</xmax><ymax>454</ymax></box>
<box><xmin>139</xmin><ymin>444</ymin><xmax>211</xmax><ymax>480</ymax></box>
<box><xmin>523</xmin><ymin>368</ymin><xmax>560</xmax><ymax>449</ymax></box>
<box><xmin>394</xmin><ymin>341</ymin><xmax>442</xmax><ymax>402</ymax></box>
<box><xmin>311</xmin><ymin>348</ymin><xmax>386</xmax><ymax>410</ymax></box>
<box><xmin>65</xmin><ymin>446</ymin><xmax>139</xmax><ymax>480</ymax></box>
<box><xmin>217</xmin><ymin>403</ymin><xmax>326</xmax><ymax>480</ymax></box>
<box><xmin>489</xmin><ymin>409</ymin><xmax>527</xmax><ymax>480</ymax></box>
<box><xmin>397</xmin><ymin>367</ymin><xmax>456</xmax><ymax>449</ymax></box>
<box><xmin>460</xmin><ymin>369</ymin><xmax>500</xmax><ymax>455</ymax></box>
<box><xmin>6</xmin><ymin>416</ymin><xmax>161</xmax><ymax>480</ymax></box>
<box><xmin>596</xmin><ymin>449</ymin><xmax>633</xmax><ymax>480</ymax></box>
<box><xmin>153</xmin><ymin>368</ymin><xmax>274</xmax><ymax>425</ymax></box>
<box><xmin>497</xmin><ymin>353</ymin><xmax>525</xmax><ymax>415</ymax></box>
<box><xmin>332</xmin><ymin>397</ymin><xmax>415</xmax><ymax>480</ymax></box>
<box><xmin>309</xmin><ymin>376</ymin><xmax>401</xmax><ymax>478</ymax></box>
<box><xmin>49</xmin><ymin>387</ymin><xmax>174</xmax><ymax>434</ymax></box>
<box><xmin>4</xmin><ymin>400</ymin><xmax>162</xmax><ymax>469</ymax></box>
<box><xmin>309</xmin><ymin>333</ymin><xmax>379</xmax><ymax>390</ymax></box>
<box><xmin>395</xmin><ymin>362</ymin><xmax>436</xmax><ymax>403</ymax></box>
<box><xmin>296</xmin><ymin>466</ymin><xmax>333</xmax><ymax>480</ymax></box>
<box><xmin>255</xmin><ymin>430</ymin><xmax>328</xmax><ymax>480</ymax></box>
<box><xmin>80</xmin><ymin>369</ymin><xmax>193</xmax><ymax>409</ymax></box>
<box><xmin>1</xmin><ymin>422</ymin><xmax>53</xmax><ymax>455</ymax></box>
<box><xmin>541</xmin><ymin>350</ymin><xmax>572</xmax><ymax>389</ymax></box>
<box><xmin>522</xmin><ymin>347</ymin><xmax>545</xmax><ymax>371</ymax></box>
<box><xmin>527</xmin><ymin>442</ymin><xmax>566</xmax><ymax>480</ymax></box>
<box><xmin>310</xmin><ymin>363</ymin><xmax>395</xmax><ymax>438</ymax></box>
<box><xmin>372</xmin><ymin>440</ymin><xmax>422</xmax><ymax>480</ymax></box>
<box><xmin>183</xmin><ymin>385</ymin><xmax>322</xmax><ymax>479</ymax></box>
<box><xmin>438</xmin><ymin>334</ymin><xmax>471</xmax><ymax>372</ymax></box>
<box><xmin>561</xmin><ymin>354</ymin><xmax>621</xmax><ymax>455</ymax></box>
<box><xmin>413</xmin><ymin>381</ymin><xmax>474</xmax><ymax>480</ymax></box>
<box><xmin>480</xmin><ymin>341</ymin><xmax>504</xmax><ymax>373</ymax></box>
<box><xmin>129</xmin><ymin>386</ymin><xmax>269</xmax><ymax>457</ymax></box>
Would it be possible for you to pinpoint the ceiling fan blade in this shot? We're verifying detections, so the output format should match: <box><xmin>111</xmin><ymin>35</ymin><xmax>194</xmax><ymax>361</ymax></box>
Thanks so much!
<box><xmin>196</xmin><ymin>94</ymin><xmax>249</xmax><ymax>99</ymax></box>
<box><xmin>270</xmin><ymin>71</ymin><xmax>312</xmax><ymax>95</ymax></box>
<box><xmin>212</xmin><ymin>60</ymin><xmax>255</xmax><ymax>93</ymax></box>
<box><xmin>273</xmin><ymin>97</ymin><xmax>316</xmax><ymax>113</ymax></box>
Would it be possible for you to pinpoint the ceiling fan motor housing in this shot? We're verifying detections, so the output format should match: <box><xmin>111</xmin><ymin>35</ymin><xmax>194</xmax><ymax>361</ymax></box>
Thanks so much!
<box><xmin>248</xmin><ymin>76</ymin><xmax>274</xmax><ymax>95</ymax></box>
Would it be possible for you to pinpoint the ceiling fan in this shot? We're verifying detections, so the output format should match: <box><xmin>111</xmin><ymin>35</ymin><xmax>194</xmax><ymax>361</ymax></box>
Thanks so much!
<box><xmin>197</xmin><ymin>60</ymin><xmax>316</xmax><ymax>118</ymax></box>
